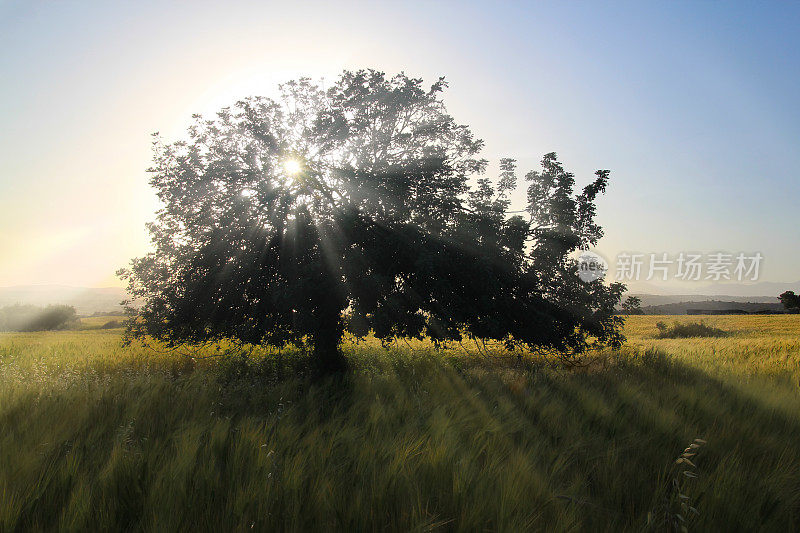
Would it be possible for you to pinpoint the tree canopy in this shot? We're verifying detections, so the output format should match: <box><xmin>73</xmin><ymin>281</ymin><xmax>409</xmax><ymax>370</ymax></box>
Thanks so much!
<box><xmin>620</xmin><ymin>296</ymin><xmax>644</xmax><ymax>315</ymax></box>
<box><xmin>119</xmin><ymin>70</ymin><xmax>625</xmax><ymax>372</ymax></box>
<box><xmin>779</xmin><ymin>291</ymin><xmax>800</xmax><ymax>311</ymax></box>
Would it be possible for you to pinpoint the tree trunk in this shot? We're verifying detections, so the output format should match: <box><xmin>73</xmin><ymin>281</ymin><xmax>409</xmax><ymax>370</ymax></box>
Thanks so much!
<box><xmin>311</xmin><ymin>306</ymin><xmax>347</xmax><ymax>374</ymax></box>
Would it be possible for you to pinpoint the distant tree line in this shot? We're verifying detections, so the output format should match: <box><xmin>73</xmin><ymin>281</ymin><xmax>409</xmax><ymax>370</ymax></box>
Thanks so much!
<box><xmin>0</xmin><ymin>305</ymin><xmax>78</xmax><ymax>332</ymax></box>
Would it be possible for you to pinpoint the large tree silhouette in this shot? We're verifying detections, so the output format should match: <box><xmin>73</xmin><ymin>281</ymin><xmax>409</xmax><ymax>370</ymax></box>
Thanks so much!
<box><xmin>779</xmin><ymin>291</ymin><xmax>800</xmax><ymax>311</ymax></box>
<box><xmin>119</xmin><ymin>70</ymin><xmax>624</xmax><ymax>372</ymax></box>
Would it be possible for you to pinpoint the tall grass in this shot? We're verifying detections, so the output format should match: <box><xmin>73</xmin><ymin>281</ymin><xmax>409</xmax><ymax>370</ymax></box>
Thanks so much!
<box><xmin>1</xmin><ymin>316</ymin><xmax>800</xmax><ymax>530</ymax></box>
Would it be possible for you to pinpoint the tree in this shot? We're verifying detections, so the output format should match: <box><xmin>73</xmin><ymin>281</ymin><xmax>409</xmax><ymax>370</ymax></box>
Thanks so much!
<box><xmin>779</xmin><ymin>291</ymin><xmax>800</xmax><ymax>311</ymax></box>
<box><xmin>620</xmin><ymin>296</ymin><xmax>643</xmax><ymax>315</ymax></box>
<box><xmin>119</xmin><ymin>70</ymin><xmax>625</xmax><ymax>373</ymax></box>
<box><xmin>0</xmin><ymin>304</ymin><xmax>78</xmax><ymax>332</ymax></box>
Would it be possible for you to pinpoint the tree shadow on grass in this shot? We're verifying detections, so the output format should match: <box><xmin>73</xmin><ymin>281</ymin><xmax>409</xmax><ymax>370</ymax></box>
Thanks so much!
<box><xmin>2</xmin><ymin>347</ymin><xmax>800</xmax><ymax>531</ymax></box>
<box><xmin>479</xmin><ymin>349</ymin><xmax>800</xmax><ymax>531</ymax></box>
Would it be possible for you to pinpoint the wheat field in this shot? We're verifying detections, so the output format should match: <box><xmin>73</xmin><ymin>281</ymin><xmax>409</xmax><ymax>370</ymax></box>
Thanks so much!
<box><xmin>1</xmin><ymin>315</ymin><xmax>799</xmax><ymax>531</ymax></box>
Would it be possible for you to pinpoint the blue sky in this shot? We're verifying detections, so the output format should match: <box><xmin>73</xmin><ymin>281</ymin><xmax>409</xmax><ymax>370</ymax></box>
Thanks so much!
<box><xmin>1</xmin><ymin>1</ymin><xmax>798</xmax><ymax>289</ymax></box>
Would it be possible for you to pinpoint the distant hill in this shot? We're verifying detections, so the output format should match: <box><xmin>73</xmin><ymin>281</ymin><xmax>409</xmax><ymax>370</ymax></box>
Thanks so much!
<box><xmin>0</xmin><ymin>286</ymin><xmax>128</xmax><ymax>316</ymax></box>
<box><xmin>622</xmin><ymin>281</ymin><xmax>800</xmax><ymax>298</ymax></box>
<box><xmin>639</xmin><ymin>299</ymin><xmax>787</xmax><ymax>315</ymax></box>
<box><xmin>629</xmin><ymin>294</ymin><xmax>781</xmax><ymax>308</ymax></box>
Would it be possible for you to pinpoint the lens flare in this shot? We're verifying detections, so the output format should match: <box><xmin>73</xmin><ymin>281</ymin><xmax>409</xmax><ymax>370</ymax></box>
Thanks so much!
<box><xmin>283</xmin><ymin>159</ymin><xmax>302</xmax><ymax>175</ymax></box>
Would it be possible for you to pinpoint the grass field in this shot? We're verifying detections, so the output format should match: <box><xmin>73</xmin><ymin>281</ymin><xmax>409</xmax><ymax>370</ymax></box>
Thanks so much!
<box><xmin>1</xmin><ymin>315</ymin><xmax>799</xmax><ymax>531</ymax></box>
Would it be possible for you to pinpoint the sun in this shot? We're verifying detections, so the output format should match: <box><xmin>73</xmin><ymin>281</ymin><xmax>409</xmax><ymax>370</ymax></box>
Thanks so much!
<box><xmin>283</xmin><ymin>159</ymin><xmax>302</xmax><ymax>176</ymax></box>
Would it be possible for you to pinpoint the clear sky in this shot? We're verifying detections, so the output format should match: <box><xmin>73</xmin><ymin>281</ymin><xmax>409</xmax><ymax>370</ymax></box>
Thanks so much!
<box><xmin>1</xmin><ymin>1</ymin><xmax>798</xmax><ymax>289</ymax></box>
